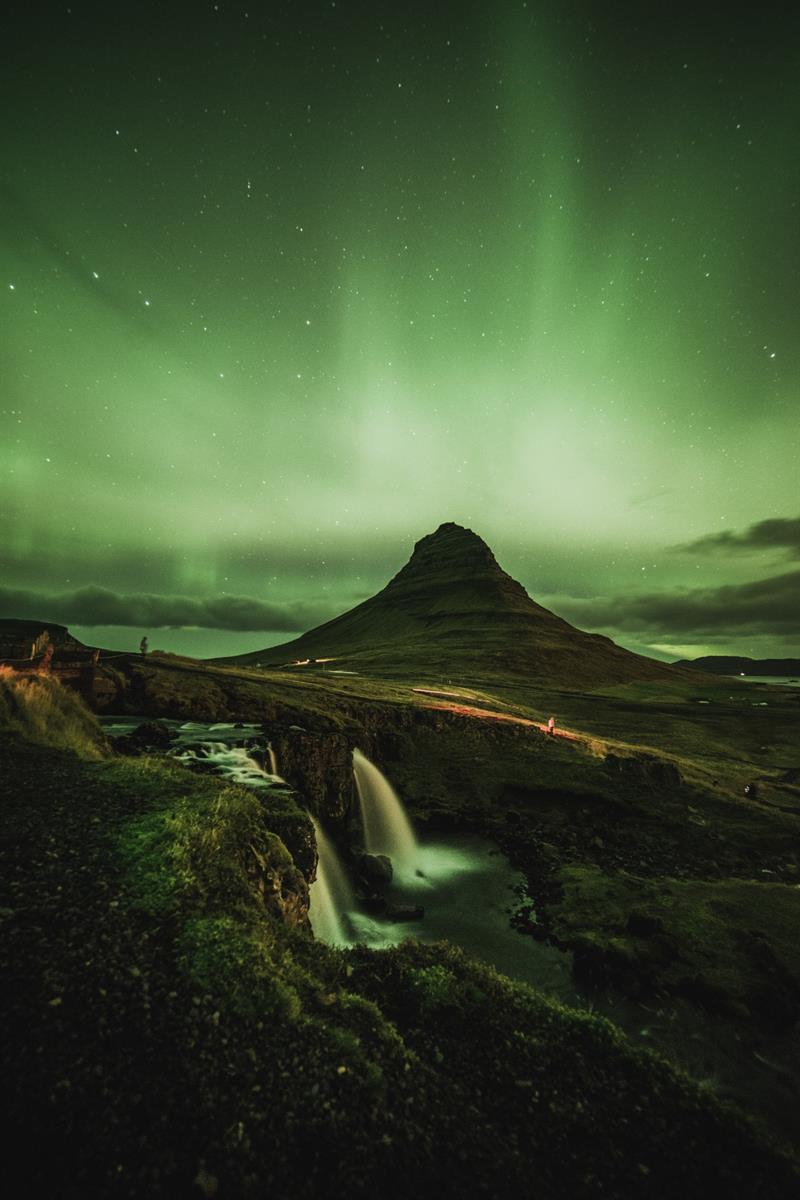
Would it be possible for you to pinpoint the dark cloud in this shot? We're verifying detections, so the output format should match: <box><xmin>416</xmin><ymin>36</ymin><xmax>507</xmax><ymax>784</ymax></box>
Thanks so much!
<box><xmin>679</xmin><ymin>516</ymin><xmax>800</xmax><ymax>558</ymax></box>
<box><xmin>0</xmin><ymin>585</ymin><xmax>335</xmax><ymax>633</ymax></box>
<box><xmin>557</xmin><ymin>571</ymin><xmax>800</xmax><ymax>638</ymax></box>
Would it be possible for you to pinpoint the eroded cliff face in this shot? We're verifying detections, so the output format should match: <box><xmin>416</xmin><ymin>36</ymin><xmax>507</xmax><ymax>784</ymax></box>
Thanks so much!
<box><xmin>270</xmin><ymin>724</ymin><xmax>354</xmax><ymax>823</ymax></box>
<box><xmin>101</xmin><ymin>660</ymin><xmax>563</xmax><ymax>825</ymax></box>
<box><xmin>266</xmin><ymin>699</ymin><xmax>559</xmax><ymax>832</ymax></box>
<box><xmin>97</xmin><ymin>657</ymin><xmax>649</xmax><ymax>838</ymax></box>
<box><xmin>251</xmin><ymin>788</ymin><xmax>319</xmax><ymax>882</ymax></box>
<box><xmin>249</xmin><ymin>846</ymin><xmax>310</xmax><ymax>929</ymax></box>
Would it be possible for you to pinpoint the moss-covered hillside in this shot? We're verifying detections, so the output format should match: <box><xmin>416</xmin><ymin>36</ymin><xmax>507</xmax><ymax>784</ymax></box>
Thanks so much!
<box><xmin>1</xmin><ymin>674</ymin><xmax>798</xmax><ymax>1197</ymax></box>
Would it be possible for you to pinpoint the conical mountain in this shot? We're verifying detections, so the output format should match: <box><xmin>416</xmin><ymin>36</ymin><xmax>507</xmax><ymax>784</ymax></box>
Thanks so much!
<box><xmin>223</xmin><ymin>523</ymin><xmax>678</xmax><ymax>687</ymax></box>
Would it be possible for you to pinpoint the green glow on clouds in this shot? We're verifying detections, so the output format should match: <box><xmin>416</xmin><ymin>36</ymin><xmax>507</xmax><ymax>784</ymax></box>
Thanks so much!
<box><xmin>1</xmin><ymin>3</ymin><xmax>797</xmax><ymax>658</ymax></box>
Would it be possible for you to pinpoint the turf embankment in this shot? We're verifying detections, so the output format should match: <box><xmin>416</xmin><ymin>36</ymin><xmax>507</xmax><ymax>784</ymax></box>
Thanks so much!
<box><xmin>1</xmin><ymin>673</ymin><xmax>798</xmax><ymax>1197</ymax></box>
<box><xmin>547</xmin><ymin>865</ymin><xmax>800</xmax><ymax>1023</ymax></box>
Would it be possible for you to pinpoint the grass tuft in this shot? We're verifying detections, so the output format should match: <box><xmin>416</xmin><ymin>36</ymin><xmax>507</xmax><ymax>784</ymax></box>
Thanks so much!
<box><xmin>0</xmin><ymin>667</ymin><xmax>107</xmax><ymax>758</ymax></box>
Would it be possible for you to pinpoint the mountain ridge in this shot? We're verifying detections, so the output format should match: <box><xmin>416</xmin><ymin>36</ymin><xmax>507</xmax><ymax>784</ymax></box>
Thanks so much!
<box><xmin>217</xmin><ymin>523</ymin><xmax>683</xmax><ymax>687</ymax></box>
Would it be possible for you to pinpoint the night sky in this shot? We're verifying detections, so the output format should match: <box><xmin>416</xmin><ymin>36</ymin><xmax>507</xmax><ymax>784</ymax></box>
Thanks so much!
<box><xmin>3</xmin><ymin>2</ymin><xmax>798</xmax><ymax>661</ymax></box>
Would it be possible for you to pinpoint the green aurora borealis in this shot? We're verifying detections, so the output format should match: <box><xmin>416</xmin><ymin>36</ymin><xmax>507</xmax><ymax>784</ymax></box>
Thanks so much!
<box><xmin>2</xmin><ymin>2</ymin><xmax>798</xmax><ymax>659</ymax></box>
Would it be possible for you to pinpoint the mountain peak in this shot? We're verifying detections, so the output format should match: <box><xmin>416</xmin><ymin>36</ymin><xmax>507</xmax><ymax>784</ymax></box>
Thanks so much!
<box><xmin>424</xmin><ymin>521</ymin><xmax>485</xmax><ymax>545</ymax></box>
<box><xmin>430</xmin><ymin>521</ymin><xmax>475</xmax><ymax>537</ymax></box>
<box><xmin>405</xmin><ymin>522</ymin><xmax>499</xmax><ymax>571</ymax></box>
<box><xmin>383</xmin><ymin>522</ymin><xmax>531</xmax><ymax>607</ymax></box>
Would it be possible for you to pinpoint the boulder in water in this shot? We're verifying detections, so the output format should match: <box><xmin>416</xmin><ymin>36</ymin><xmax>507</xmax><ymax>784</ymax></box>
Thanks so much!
<box><xmin>357</xmin><ymin>853</ymin><xmax>393</xmax><ymax>885</ymax></box>
<box><xmin>133</xmin><ymin>721</ymin><xmax>174</xmax><ymax>746</ymax></box>
<box><xmin>113</xmin><ymin>720</ymin><xmax>174</xmax><ymax>755</ymax></box>
<box><xmin>182</xmin><ymin>757</ymin><xmax>219</xmax><ymax>776</ymax></box>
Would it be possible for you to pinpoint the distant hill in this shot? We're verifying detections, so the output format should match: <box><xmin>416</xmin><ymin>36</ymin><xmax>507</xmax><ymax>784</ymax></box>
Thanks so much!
<box><xmin>217</xmin><ymin>522</ymin><xmax>684</xmax><ymax>688</ymax></box>
<box><xmin>675</xmin><ymin>655</ymin><xmax>800</xmax><ymax>677</ymax></box>
<box><xmin>0</xmin><ymin>618</ymin><xmax>86</xmax><ymax>663</ymax></box>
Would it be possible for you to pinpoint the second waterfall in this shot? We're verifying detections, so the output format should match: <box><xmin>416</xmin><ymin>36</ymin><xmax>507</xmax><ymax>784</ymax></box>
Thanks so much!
<box><xmin>308</xmin><ymin>817</ymin><xmax>354</xmax><ymax>946</ymax></box>
<box><xmin>352</xmin><ymin>748</ymin><xmax>419</xmax><ymax>877</ymax></box>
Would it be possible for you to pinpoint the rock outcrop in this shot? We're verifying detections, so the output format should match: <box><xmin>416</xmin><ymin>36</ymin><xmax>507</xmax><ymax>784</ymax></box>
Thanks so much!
<box><xmin>249</xmin><ymin>836</ymin><xmax>309</xmax><ymax>929</ymax></box>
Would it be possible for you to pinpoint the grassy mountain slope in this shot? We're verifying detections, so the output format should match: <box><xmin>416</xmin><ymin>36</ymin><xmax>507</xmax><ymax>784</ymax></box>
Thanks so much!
<box><xmin>218</xmin><ymin>523</ymin><xmax>684</xmax><ymax>688</ymax></box>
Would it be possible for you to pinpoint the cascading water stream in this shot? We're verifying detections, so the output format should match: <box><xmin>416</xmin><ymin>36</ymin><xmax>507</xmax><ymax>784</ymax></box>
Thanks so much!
<box><xmin>169</xmin><ymin>728</ymin><xmax>352</xmax><ymax>945</ymax></box>
<box><xmin>308</xmin><ymin>817</ymin><xmax>354</xmax><ymax>946</ymax></box>
<box><xmin>352</xmin><ymin>748</ymin><xmax>419</xmax><ymax>876</ymax></box>
<box><xmin>173</xmin><ymin>741</ymin><xmax>279</xmax><ymax>789</ymax></box>
<box><xmin>267</xmin><ymin>743</ymin><xmax>279</xmax><ymax>777</ymax></box>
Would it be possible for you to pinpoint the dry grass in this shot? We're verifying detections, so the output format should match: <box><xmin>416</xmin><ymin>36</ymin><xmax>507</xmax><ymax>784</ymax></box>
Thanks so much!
<box><xmin>0</xmin><ymin>667</ymin><xmax>107</xmax><ymax>759</ymax></box>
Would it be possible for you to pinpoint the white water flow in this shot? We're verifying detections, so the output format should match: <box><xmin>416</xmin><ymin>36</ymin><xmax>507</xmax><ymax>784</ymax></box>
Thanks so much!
<box><xmin>352</xmin><ymin>749</ymin><xmax>419</xmax><ymax>876</ymax></box>
<box><xmin>173</xmin><ymin>741</ymin><xmax>283</xmax><ymax>789</ymax></box>
<box><xmin>267</xmin><ymin>743</ymin><xmax>279</xmax><ymax>776</ymax></box>
<box><xmin>308</xmin><ymin>817</ymin><xmax>354</xmax><ymax>946</ymax></box>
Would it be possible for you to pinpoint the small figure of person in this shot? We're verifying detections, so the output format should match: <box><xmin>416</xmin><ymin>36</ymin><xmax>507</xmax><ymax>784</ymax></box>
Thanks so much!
<box><xmin>547</xmin><ymin>716</ymin><xmax>556</xmax><ymax>735</ymax></box>
<box><xmin>139</xmin><ymin>636</ymin><xmax>149</xmax><ymax>657</ymax></box>
<box><xmin>744</xmin><ymin>781</ymin><xmax>758</xmax><ymax>800</ymax></box>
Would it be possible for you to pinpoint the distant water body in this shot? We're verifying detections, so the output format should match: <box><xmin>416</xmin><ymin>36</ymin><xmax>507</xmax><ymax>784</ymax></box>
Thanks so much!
<box><xmin>734</xmin><ymin>675</ymin><xmax>800</xmax><ymax>688</ymax></box>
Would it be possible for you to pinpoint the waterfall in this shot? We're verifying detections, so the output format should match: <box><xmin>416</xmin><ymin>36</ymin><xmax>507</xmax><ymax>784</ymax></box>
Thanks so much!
<box><xmin>352</xmin><ymin>748</ymin><xmax>419</xmax><ymax>874</ymax></box>
<box><xmin>308</xmin><ymin>817</ymin><xmax>354</xmax><ymax>946</ymax></box>
<box><xmin>173</xmin><ymin>742</ymin><xmax>276</xmax><ymax>790</ymax></box>
<box><xmin>267</xmin><ymin>743</ymin><xmax>279</xmax><ymax>777</ymax></box>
